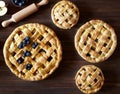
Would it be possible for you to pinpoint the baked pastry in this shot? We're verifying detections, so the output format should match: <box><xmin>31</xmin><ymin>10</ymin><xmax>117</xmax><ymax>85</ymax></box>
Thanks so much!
<box><xmin>3</xmin><ymin>23</ymin><xmax>62</xmax><ymax>81</ymax></box>
<box><xmin>51</xmin><ymin>0</ymin><xmax>79</xmax><ymax>29</ymax></box>
<box><xmin>75</xmin><ymin>19</ymin><xmax>117</xmax><ymax>63</ymax></box>
<box><xmin>75</xmin><ymin>65</ymin><xmax>104</xmax><ymax>94</ymax></box>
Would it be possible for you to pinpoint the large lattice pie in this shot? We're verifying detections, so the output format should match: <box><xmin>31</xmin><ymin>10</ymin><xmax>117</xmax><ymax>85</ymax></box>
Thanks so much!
<box><xmin>3</xmin><ymin>23</ymin><xmax>62</xmax><ymax>81</ymax></box>
<box><xmin>51</xmin><ymin>0</ymin><xmax>79</xmax><ymax>29</ymax></box>
<box><xmin>75</xmin><ymin>20</ymin><xmax>117</xmax><ymax>63</ymax></box>
<box><xmin>75</xmin><ymin>65</ymin><xmax>104</xmax><ymax>94</ymax></box>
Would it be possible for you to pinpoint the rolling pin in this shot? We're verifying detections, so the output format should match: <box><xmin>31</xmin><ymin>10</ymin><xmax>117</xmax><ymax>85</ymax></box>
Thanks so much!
<box><xmin>2</xmin><ymin>0</ymin><xmax>49</xmax><ymax>27</ymax></box>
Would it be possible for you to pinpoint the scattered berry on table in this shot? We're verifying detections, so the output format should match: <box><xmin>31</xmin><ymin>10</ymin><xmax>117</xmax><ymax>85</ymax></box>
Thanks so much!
<box><xmin>13</xmin><ymin>0</ymin><xmax>27</xmax><ymax>7</ymax></box>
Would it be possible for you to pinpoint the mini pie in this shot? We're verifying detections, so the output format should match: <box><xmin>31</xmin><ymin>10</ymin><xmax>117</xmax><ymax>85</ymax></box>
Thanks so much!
<box><xmin>75</xmin><ymin>19</ymin><xmax>117</xmax><ymax>63</ymax></box>
<box><xmin>51</xmin><ymin>0</ymin><xmax>79</xmax><ymax>29</ymax></box>
<box><xmin>75</xmin><ymin>65</ymin><xmax>104</xmax><ymax>94</ymax></box>
<box><xmin>3</xmin><ymin>23</ymin><xmax>62</xmax><ymax>81</ymax></box>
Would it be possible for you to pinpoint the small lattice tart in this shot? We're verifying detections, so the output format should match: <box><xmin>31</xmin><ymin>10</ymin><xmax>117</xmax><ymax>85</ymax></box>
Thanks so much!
<box><xmin>75</xmin><ymin>20</ymin><xmax>117</xmax><ymax>63</ymax></box>
<box><xmin>3</xmin><ymin>23</ymin><xmax>62</xmax><ymax>81</ymax></box>
<box><xmin>51</xmin><ymin>0</ymin><xmax>79</xmax><ymax>29</ymax></box>
<box><xmin>75</xmin><ymin>65</ymin><xmax>104</xmax><ymax>94</ymax></box>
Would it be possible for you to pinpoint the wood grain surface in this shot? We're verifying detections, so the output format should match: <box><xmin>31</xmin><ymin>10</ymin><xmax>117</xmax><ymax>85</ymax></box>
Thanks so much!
<box><xmin>0</xmin><ymin>0</ymin><xmax>120</xmax><ymax>94</ymax></box>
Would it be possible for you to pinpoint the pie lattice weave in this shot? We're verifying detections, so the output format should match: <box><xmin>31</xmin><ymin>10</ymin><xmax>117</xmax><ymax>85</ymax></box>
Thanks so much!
<box><xmin>51</xmin><ymin>0</ymin><xmax>79</xmax><ymax>29</ymax></box>
<box><xmin>75</xmin><ymin>65</ymin><xmax>104</xmax><ymax>94</ymax></box>
<box><xmin>75</xmin><ymin>20</ymin><xmax>117</xmax><ymax>63</ymax></box>
<box><xmin>3</xmin><ymin>23</ymin><xmax>62</xmax><ymax>81</ymax></box>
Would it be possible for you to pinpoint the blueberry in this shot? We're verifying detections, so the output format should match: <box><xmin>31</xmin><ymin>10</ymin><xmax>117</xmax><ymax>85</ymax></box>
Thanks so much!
<box><xmin>26</xmin><ymin>51</ymin><xmax>31</xmax><ymax>56</ymax></box>
<box><xmin>18</xmin><ymin>36</ymin><xmax>30</xmax><ymax>49</ymax></box>
<box><xmin>13</xmin><ymin>0</ymin><xmax>18</xmax><ymax>4</ymax></box>
<box><xmin>22</xmin><ymin>53</ymin><xmax>26</xmax><ymax>57</ymax></box>
<box><xmin>17</xmin><ymin>57</ymin><xmax>24</xmax><ymax>64</ymax></box>
<box><xmin>34</xmin><ymin>42</ymin><xmax>38</xmax><ymax>45</ymax></box>
<box><xmin>23</xmin><ymin>52</ymin><xmax>27</xmax><ymax>57</ymax></box>
<box><xmin>13</xmin><ymin>0</ymin><xmax>27</xmax><ymax>7</ymax></box>
<box><xmin>24</xmin><ymin>36</ymin><xmax>30</xmax><ymax>44</ymax></box>
<box><xmin>18</xmin><ymin>2</ymin><xmax>23</xmax><ymax>6</ymax></box>
<box><xmin>32</xmin><ymin>44</ymin><xmax>36</xmax><ymax>49</ymax></box>
<box><xmin>23</xmin><ymin>39</ymin><xmax>27</xmax><ymax>44</ymax></box>
<box><xmin>32</xmin><ymin>42</ymin><xmax>38</xmax><ymax>49</ymax></box>
<box><xmin>18</xmin><ymin>42</ymin><xmax>23</xmax><ymax>49</ymax></box>
<box><xmin>25</xmin><ymin>36</ymin><xmax>30</xmax><ymax>41</ymax></box>
<box><xmin>21</xmin><ymin>1</ymin><xmax>26</xmax><ymax>5</ymax></box>
<box><xmin>23</xmin><ymin>50</ymin><xmax>31</xmax><ymax>57</ymax></box>
<box><xmin>22</xmin><ymin>42</ymin><xmax>26</xmax><ymax>47</ymax></box>
<box><xmin>26</xmin><ymin>40</ymin><xmax>30</xmax><ymax>44</ymax></box>
<box><xmin>26</xmin><ymin>64</ymin><xmax>32</xmax><ymax>70</ymax></box>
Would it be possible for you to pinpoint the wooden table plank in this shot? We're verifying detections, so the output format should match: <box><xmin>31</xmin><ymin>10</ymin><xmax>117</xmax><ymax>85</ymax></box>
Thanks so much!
<box><xmin>0</xmin><ymin>0</ymin><xmax>120</xmax><ymax>94</ymax></box>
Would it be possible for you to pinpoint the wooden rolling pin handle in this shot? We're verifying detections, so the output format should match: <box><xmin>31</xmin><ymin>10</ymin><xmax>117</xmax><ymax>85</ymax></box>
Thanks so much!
<box><xmin>37</xmin><ymin>0</ymin><xmax>49</xmax><ymax>7</ymax></box>
<box><xmin>2</xmin><ymin>18</ymin><xmax>15</xmax><ymax>27</ymax></box>
<box><xmin>1</xmin><ymin>0</ymin><xmax>49</xmax><ymax>28</ymax></box>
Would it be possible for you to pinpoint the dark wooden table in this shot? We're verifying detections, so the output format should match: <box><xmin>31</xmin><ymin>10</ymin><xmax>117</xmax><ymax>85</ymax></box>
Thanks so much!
<box><xmin>0</xmin><ymin>0</ymin><xmax>120</xmax><ymax>94</ymax></box>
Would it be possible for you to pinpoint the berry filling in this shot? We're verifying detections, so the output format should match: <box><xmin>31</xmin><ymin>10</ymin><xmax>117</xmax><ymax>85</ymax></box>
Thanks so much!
<box><xmin>17</xmin><ymin>57</ymin><xmax>24</xmax><ymax>64</ymax></box>
<box><xmin>23</xmin><ymin>50</ymin><xmax>31</xmax><ymax>57</ymax></box>
<box><xmin>18</xmin><ymin>36</ymin><xmax>30</xmax><ymax>49</ymax></box>
<box><xmin>32</xmin><ymin>42</ymin><xmax>38</xmax><ymax>49</ymax></box>
<box><xmin>26</xmin><ymin>64</ymin><xmax>32</xmax><ymax>70</ymax></box>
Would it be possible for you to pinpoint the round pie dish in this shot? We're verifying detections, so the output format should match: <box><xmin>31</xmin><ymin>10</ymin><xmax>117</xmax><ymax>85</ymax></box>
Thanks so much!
<box><xmin>3</xmin><ymin>23</ymin><xmax>62</xmax><ymax>81</ymax></box>
<box><xmin>75</xmin><ymin>65</ymin><xmax>104</xmax><ymax>94</ymax></box>
<box><xmin>51</xmin><ymin>0</ymin><xmax>79</xmax><ymax>29</ymax></box>
<box><xmin>75</xmin><ymin>19</ymin><xmax>117</xmax><ymax>63</ymax></box>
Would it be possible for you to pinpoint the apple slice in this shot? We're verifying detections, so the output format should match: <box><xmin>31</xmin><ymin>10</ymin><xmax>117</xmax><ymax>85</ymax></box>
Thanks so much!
<box><xmin>0</xmin><ymin>1</ymin><xmax>7</xmax><ymax>16</ymax></box>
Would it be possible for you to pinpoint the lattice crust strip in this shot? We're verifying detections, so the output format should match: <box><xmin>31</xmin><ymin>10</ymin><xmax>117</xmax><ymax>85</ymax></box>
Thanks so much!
<box><xmin>75</xmin><ymin>20</ymin><xmax>117</xmax><ymax>63</ymax></box>
<box><xmin>51</xmin><ymin>0</ymin><xmax>79</xmax><ymax>29</ymax></box>
<box><xmin>75</xmin><ymin>65</ymin><xmax>104</xmax><ymax>94</ymax></box>
<box><xmin>3</xmin><ymin>23</ymin><xmax>62</xmax><ymax>81</ymax></box>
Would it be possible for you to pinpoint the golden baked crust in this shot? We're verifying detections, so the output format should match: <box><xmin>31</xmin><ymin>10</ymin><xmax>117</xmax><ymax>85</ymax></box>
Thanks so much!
<box><xmin>75</xmin><ymin>20</ymin><xmax>117</xmax><ymax>63</ymax></box>
<box><xmin>75</xmin><ymin>65</ymin><xmax>104</xmax><ymax>94</ymax></box>
<box><xmin>3</xmin><ymin>23</ymin><xmax>62</xmax><ymax>81</ymax></box>
<box><xmin>51</xmin><ymin>0</ymin><xmax>79</xmax><ymax>29</ymax></box>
